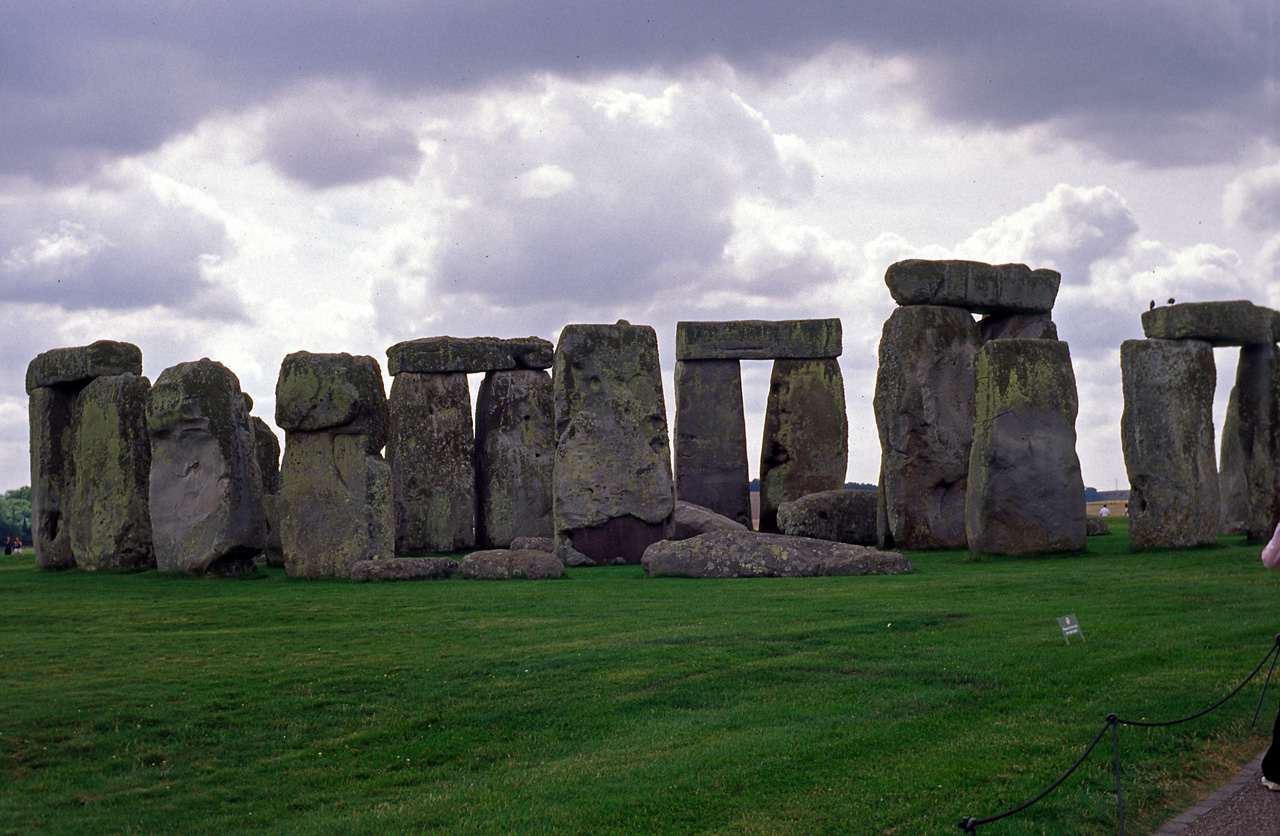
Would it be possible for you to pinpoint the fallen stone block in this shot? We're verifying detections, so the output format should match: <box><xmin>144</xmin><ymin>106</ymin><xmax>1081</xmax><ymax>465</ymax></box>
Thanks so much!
<box><xmin>672</xmin><ymin>500</ymin><xmax>749</xmax><ymax>540</ymax></box>
<box><xmin>350</xmin><ymin>557</ymin><xmax>458</xmax><ymax>582</ymax></box>
<box><xmin>642</xmin><ymin>531</ymin><xmax>913</xmax><ymax>578</ymax></box>
<box><xmin>457</xmin><ymin>549</ymin><xmax>565</xmax><ymax>580</ymax></box>
<box><xmin>776</xmin><ymin>489</ymin><xmax>877</xmax><ymax>545</ymax></box>
<box><xmin>1085</xmin><ymin>517</ymin><xmax>1111</xmax><ymax>536</ymax></box>
<box><xmin>510</xmin><ymin>536</ymin><xmax>555</xmax><ymax>553</ymax></box>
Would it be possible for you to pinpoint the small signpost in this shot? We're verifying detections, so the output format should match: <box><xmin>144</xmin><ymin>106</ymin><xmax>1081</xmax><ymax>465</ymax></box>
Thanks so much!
<box><xmin>1057</xmin><ymin>614</ymin><xmax>1084</xmax><ymax>645</ymax></box>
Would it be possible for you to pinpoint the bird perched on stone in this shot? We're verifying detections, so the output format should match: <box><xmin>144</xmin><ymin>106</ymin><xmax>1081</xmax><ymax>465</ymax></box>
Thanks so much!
<box><xmin>1150</xmin><ymin>300</ymin><xmax>1155</xmax><ymax>310</ymax></box>
<box><xmin>1167</xmin><ymin>298</ymin><xmax>1175</xmax><ymax>304</ymax></box>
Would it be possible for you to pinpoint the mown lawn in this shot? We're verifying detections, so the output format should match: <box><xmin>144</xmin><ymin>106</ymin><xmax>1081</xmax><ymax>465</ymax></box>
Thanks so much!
<box><xmin>1</xmin><ymin>521</ymin><xmax>1277</xmax><ymax>836</ymax></box>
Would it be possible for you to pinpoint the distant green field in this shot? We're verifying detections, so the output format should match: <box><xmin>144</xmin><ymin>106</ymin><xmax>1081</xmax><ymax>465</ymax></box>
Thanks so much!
<box><xmin>2</xmin><ymin>521</ymin><xmax>1277</xmax><ymax>835</ymax></box>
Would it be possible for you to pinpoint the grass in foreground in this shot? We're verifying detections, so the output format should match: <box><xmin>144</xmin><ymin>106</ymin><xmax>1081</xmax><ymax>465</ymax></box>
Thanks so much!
<box><xmin>1</xmin><ymin>522</ymin><xmax>1277</xmax><ymax>836</ymax></box>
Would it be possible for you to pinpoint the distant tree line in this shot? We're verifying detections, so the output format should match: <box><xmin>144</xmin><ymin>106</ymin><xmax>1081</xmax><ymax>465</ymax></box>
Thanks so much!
<box><xmin>1</xmin><ymin>487</ymin><xmax>31</xmax><ymax>546</ymax></box>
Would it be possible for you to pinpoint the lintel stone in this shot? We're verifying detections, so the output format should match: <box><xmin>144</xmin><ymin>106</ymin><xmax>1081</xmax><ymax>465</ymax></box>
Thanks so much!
<box><xmin>26</xmin><ymin>340</ymin><xmax>142</xmax><ymax>393</ymax></box>
<box><xmin>387</xmin><ymin>336</ymin><xmax>554</xmax><ymax>375</ymax></box>
<box><xmin>675</xmin><ymin>319</ymin><xmax>842</xmax><ymax>361</ymax></box>
<box><xmin>1141</xmin><ymin>301</ymin><xmax>1280</xmax><ymax>346</ymax></box>
<box><xmin>885</xmin><ymin>259</ymin><xmax>1060</xmax><ymax>314</ymax></box>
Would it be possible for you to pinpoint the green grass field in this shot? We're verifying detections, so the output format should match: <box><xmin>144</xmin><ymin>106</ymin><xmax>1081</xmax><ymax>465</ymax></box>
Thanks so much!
<box><xmin>2</xmin><ymin>521</ymin><xmax>1278</xmax><ymax>836</ymax></box>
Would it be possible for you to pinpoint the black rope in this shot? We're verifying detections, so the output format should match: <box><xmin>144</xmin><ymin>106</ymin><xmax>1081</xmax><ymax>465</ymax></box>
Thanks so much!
<box><xmin>1252</xmin><ymin>634</ymin><xmax>1280</xmax><ymax>728</ymax></box>
<box><xmin>1114</xmin><ymin>636</ymin><xmax>1280</xmax><ymax>728</ymax></box>
<box><xmin>958</xmin><ymin>634</ymin><xmax>1280</xmax><ymax>834</ymax></box>
<box><xmin>958</xmin><ymin>717</ymin><xmax>1116</xmax><ymax>833</ymax></box>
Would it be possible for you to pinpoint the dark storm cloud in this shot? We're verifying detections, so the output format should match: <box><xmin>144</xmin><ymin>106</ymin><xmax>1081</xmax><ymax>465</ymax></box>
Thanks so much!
<box><xmin>259</xmin><ymin>92</ymin><xmax>422</xmax><ymax>188</ymax></box>
<box><xmin>2</xmin><ymin>1</ymin><xmax>1274</xmax><ymax>180</ymax></box>
<box><xmin>0</xmin><ymin>182</ymin><xmax>244</xmax><ymax>318</ymax></box>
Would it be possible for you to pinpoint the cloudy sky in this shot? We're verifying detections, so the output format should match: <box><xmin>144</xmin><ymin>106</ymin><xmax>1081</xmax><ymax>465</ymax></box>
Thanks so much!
<box><xmin>3</xmin><ymin>1</ymin><xmax>1279</xmax><ymax>495</ymax></box>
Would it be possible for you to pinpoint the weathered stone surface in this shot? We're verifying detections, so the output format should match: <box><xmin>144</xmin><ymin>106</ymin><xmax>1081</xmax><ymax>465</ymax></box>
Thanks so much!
<box><xmin>1085</xmin><ymin>517</ymin><xmax>1111</xmax><ymax>536</ymax></box>
<box><xmin>387</xmin><ymin>372</ymin><xmax>475</xmax><ymax>553</ymax></box>
<box><xmin>1217</xmin><ymin>343</ymin><xmax>1280</xmax><ymax>540</ymax></box>
<box><xmin>874</xmin><ymin>305</ymin><xmax>981</xmax><ymax>550</ymax></box>
<box><xmin>69</xmin><ymin>374</ymin><xmax>154</xmax><ymax>571</ymax></box>
<box><xmin>456</xmin><ymin>549</ymin><xmax>565</xmax><ymax>580</ymax></box>
<box><xmin>776</xmin><ymin>489</ymin><xmax>877</xmax><ymax>546</ymax></box>
<box><xmin>978</xmin><ymin>313</ymin><xmax>1059</xmax><ymax>342</ymax></box>
<box><xmin>1121</xmin><ymin>339</ymin><xmax>1220</xmax><ymax>548</ymax></box>
<box><xmin>672</xmin><ymin>500</ymin><xmax>750</xmax><ymax>540</ymax></box>
<box><xmin>147</xmin><ymin>359</ymin><xmax>266</xmax><ymax>575</ymax></box>
<box><xmin>387</xmin><ymin>336</ymin><xmax>554</xmax><ymax>375</ymax></box>
<box><xmin>758</xmin><ymin>359</ymin><xmax>848</xmax><ymax>532</ymax></box>
<box><xmin>280</xmin><ymin>371</ymin><xmax>394</xmax><ymax>581</ymax></box>
<box><xmin>262</xmin><ymin>493</ymin><xmax>284</xmax><ymax>567</ymax></box>
<box><xmin>1141</xmin><ymin>300</ymin><xmax>1280</xmax><ymax>347</ymax></box>
<box><xmin>675</xmin><ymin>319</ymin><xmax>842</xmax><ymax>361</ymax></box>
<box><xmin>965</xmin><ymin>340</ymin><xmax>1086</xmax><ymax>554</ymax></box>
<box><xmin>673</xmin><ymin>360</ymin><xmax>751</xmax><ymax>527</ymax></box>
<box><xmin>350</xmin><ymin>557</ymin><xmax>458</xmax><ymax>582</ymax></box>
<box><xmin>886</xmin><ymin>259</ymin><xmax>1060</xmax><ymax>314</ymax></box>
<box><xmin>275</xmin><ymin>352</ymin><xmax>388</xmax><ymax>450</ymax></box>
<box><xmin>641</xmin><ymin>531</ymin><xmax>914</xmax><ymax>578</ymax></box>
<box><xmin>28</xmin><ymin>386</ymin><xmax>77</xmax><ymax>569</ymax></box>
<box><xmin>552</xmin><ymin>322</ymin><xmax>674</xmax><ymax>563</ymax></box>
<box><xmin>252</xmin><ymin>417</ymin><xmax>281</xmax><ymax>495</ymax></box>
<box><xmin>475</xmin><ymin>369</ymin><xmax>554</xmax><ymax>548</ymax></box>
<box><xmin>26</xmin><ymin>340</ymin><xmax>142</xmax><ymax>393</ymax></box>
<box><xmin>510</xmin><ymin>536</ymin><xmax>554</xmax><ymax>553</ymax></box>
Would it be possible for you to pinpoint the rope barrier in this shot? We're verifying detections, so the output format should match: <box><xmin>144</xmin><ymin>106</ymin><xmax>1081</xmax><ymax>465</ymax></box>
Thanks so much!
<box><xmin>958</xmin><ymin>633</ymin><xmax>1280</xmax><ymax>835</ymax></box>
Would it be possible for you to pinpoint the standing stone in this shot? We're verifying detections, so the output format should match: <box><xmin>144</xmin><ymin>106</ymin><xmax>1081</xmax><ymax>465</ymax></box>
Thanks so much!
<box><xmin>965</xmin><ymin>339</ymin><xmax>1085</xmax><ymax>554</ymax></box>
<box><xmin>252</xmin><ymin>416</ymin><xmax>281</xmax><ymax>495</ymax></box>
<box><xmin>386</xmin><ymin>372</ymin><xmax>475</xmax><ymax>553</ymax></box>
<box><xmin>69</xmin><ymin>374</ymin><xmax>155</xmax><ymax>570</ymax></box>
<box><xmin>26</xmin><ymin>340</ymin><xmax>143</xmax><ymax>570</ymax></box>
<box><xmin>147</xmin><ymin>359</ymin><xmax>266</xmax><ymax>575</ymax></box>
<box><xmin>978</xmin><ymin>313</ymin><xmax>1059</xmax><ymax>342</ymax></box>
<box><xmin>475</xmin><ymin>369</ymin><xmax>555</xmax><ymax>548</ymax></box>
<box><xmin>1121</xmin><ymin>339</ymin><xmax>1220</xmax><ymax>548</ymax></box>
<box><xmin>276</xmin><ymin>352</ymin><xmax>393</xmax><ymax>577</ymax></box>
<box><xmin>251</xmin><ymin>416</ymin><xmax>284</xmax><ymax>567</ymax></box>
<box><xmin>553</xmin><ymin>322</ymin><xmax>674</xmax><ymax>564</ymax></box>
<box><xmin>673</xmin><ymin>359</ymin><xmax>751</xmax><ymax>527</ymax></box>
<box><xmin>874</xmin><ymin>305</ymin><xmax>981</xmax><ymax>550</ymax></box>
<box><xmin>1217</xmin><ymin>343</ymin><xmax>1280</xmax><ymax>540</ymax></box>
<box><xmin>27</xmin><ymin>386</ymin><xmax>77</xmax><ymax>569</ymax></box>
<box><xmin>758</xmin><ymin>358</ymin><xmax>848</xmax><ymax>532</ymax></box>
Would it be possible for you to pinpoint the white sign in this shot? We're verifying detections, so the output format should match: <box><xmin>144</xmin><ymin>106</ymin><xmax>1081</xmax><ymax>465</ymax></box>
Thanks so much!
<box><xmin>1057</xmin><ymin>614</ymin><xmax>1084</xmax><ymax>645</ymax></box>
